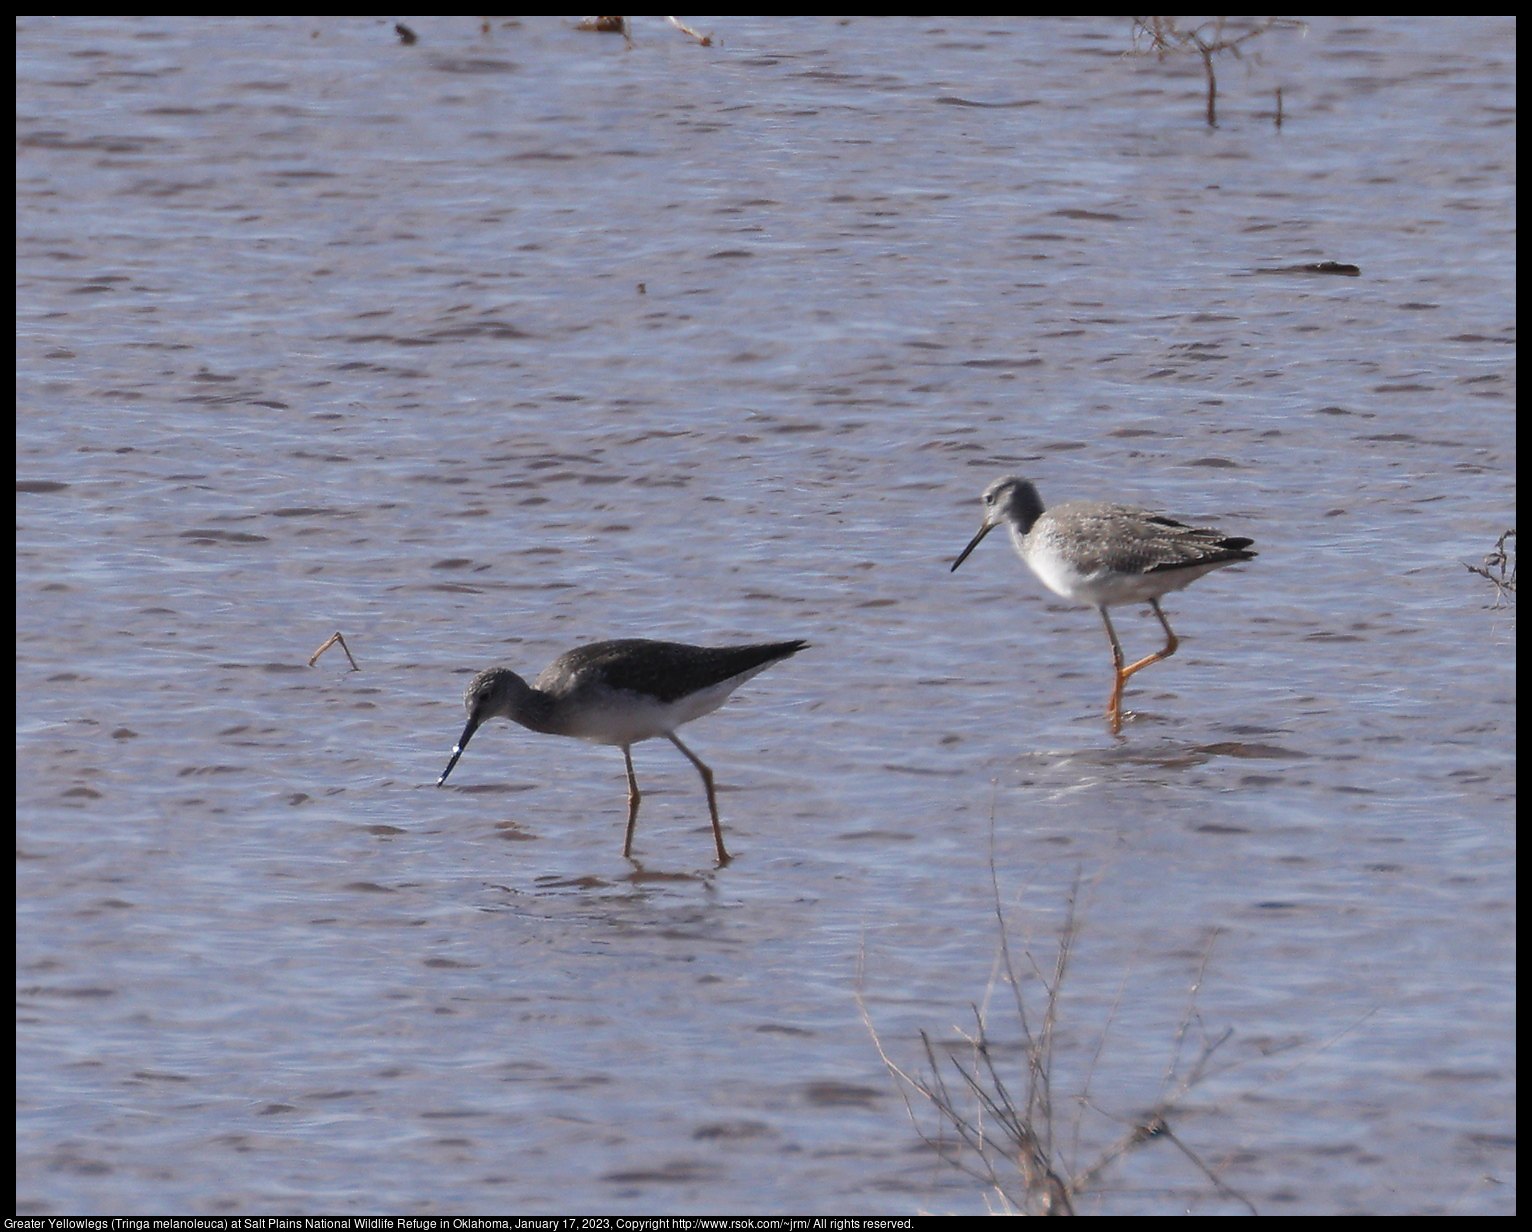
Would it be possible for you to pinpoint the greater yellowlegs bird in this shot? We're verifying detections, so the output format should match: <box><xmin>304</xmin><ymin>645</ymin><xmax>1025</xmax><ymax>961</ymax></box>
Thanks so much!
<box><xmin>951</xmin><ymin>476</ymin><xmax>1255</xmax><ymax>733</ymax></box>
<box><xmin>436</xmin><ymin>638</ymin><xmax>808</xmax><ymax>864</ymax></box>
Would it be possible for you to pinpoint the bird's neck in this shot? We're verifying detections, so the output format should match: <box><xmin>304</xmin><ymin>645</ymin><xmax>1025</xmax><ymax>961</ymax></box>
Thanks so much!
<box><xmin>1009</xmin><ymin>486</ymin><xmax>1045</xmax><ymax>536</ymax></box>
<box><xmin>498</xmin><ymin>675</ymin><xmax>561</xmax><ymax>736</ymax></box>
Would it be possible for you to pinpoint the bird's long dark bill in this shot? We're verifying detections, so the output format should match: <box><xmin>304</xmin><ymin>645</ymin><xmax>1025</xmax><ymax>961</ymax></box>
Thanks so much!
<box><xmin>437</xmin><ymin>717</ymin><xmax>481</xmax><ymax>786</ymax></box>
<box><xmin>951</xmin><ymin>520</ymin><xmax>996</xmax><ymax>572</ymax></box>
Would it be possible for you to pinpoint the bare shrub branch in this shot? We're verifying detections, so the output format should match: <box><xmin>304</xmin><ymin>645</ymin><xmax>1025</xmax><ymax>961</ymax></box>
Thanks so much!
<box><xmin>1463</xmin><ymin>527</ymin><xmax>1516</xmax><ymax>606</ymax></box>
<box><xmin>1129</xmin><ymin>17</ymin><xmax>1306</xmax><ymax>127</ymax></box>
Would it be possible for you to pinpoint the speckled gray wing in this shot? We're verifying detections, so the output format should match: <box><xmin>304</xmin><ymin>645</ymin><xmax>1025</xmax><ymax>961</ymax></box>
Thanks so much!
<box><xmin>535</xmin><ymin>639</ymin><xmax>809</xmax><ymax>704</ymax></box>
<box><xmin>1044</xmin><ymin>501</ymin><xmax>1256</xmax><ymax>578</ymax></box>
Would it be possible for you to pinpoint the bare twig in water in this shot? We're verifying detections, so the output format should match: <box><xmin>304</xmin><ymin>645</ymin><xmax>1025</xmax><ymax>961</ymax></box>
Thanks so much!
<box><xmin>308</xmin><ymin>631</ymin><xmax>360</xmax><ymax>671</ymax></box>
<box><xmin>666</xmin><ymin>16</ymin><xmax>713</xmax><ymax>46</ymax></box>
<box><xmin>1129</xmin><ymin>17</ymin><xmax>1306</xmax><ymax>127</ymax></box>
<box><xmin>859</xmin><ymin>855</ymin><xmax>1261</xmax><ymax>1213</ymax></box>
<box><xmin>1463</xmin><ymin>528</ymin><xmax>1516</xmax><ymax>606</ymax></box>
<box><xmin>576</xmin><ymin>16</ymin><xmax>632</xmax><ymax>47</ymax></box>
<box><xmin>1073</xmin><ymin>929</ymin><xmax>1256</xmax><ymax>1214</ymax></box>
<box><xmin>577</xmin><ymin>16</ymin><xmax>712</xmax><ymax>47</ymax></box>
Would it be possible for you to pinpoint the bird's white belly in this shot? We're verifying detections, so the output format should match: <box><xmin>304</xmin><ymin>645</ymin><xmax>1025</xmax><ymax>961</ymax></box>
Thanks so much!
<box><xmin>559</xmin><ymin>683</ymin><xmax>734</xmax><ymax>746</ymax></box>
<box><xmin>1023</xmin><ymin>542</ymin><xmax>1222</xmax><ymax>608</ymax></box>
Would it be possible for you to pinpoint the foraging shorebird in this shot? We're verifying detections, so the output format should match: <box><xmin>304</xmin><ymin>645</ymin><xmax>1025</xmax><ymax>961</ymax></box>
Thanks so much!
<box><xmin>951</xmin><ymin>476</ymin><xmax>1255</xmax><ymax>732</ymax></box>
<box><xmin>437</xmin><ymin>638</ymin><xmax>808</xmax><ymax>863</ymax></box>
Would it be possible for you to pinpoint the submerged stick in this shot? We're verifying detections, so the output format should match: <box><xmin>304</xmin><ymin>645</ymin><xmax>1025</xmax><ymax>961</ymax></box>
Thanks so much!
<box><xmin>308</xmin><ymin>631</ymin><xmax>360</xmax><ymax>672</ymax></box>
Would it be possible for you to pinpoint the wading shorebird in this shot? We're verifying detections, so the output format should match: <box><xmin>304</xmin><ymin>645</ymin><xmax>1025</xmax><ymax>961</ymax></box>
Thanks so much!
<box><xmin>437</xmin><ymin>638</ymin><xmax>808</xmax><ymax>863</ymax></box>
<box><xmin>951</xmin><ymin>476</ymin><xmax>1255</xmax><ymax>733</ymax></box>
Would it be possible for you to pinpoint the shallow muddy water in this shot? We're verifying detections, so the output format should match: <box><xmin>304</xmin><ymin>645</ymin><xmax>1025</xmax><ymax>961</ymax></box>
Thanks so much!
<box><xmin>18</xmin><ymin>15</ymin><xmax>1514</xmax><ymax>1215</ymax></box>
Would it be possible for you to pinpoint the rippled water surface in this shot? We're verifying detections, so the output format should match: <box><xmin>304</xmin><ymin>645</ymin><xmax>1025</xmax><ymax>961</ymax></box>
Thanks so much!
<box><xmin>17</xmin><ymin>15</ymin><xmax>1514</xmax><ymax>1215</ymax></box>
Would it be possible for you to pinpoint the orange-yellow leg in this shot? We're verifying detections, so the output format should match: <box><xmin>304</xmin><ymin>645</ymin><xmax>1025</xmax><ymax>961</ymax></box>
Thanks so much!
<box><xmin>1099</xmin><ymin>600</ymin><xmax>1180</xmax><ymax>733</ymax></box>
<box><xmin>667</xmin><ymin>732</ymin><xmax>731</xmax><ymax>866</ymax></box>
